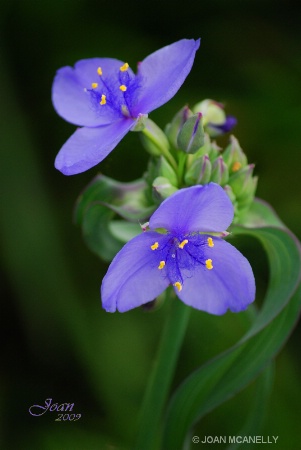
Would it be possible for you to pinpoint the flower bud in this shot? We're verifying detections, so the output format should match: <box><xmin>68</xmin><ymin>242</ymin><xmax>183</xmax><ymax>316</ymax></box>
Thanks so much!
<box><xmin>235</xmin><ymin>176</ymin><xmax>258</xmax><ymax>221</ymax></box>
<box><xmin>158</xmin><ymin>156</ymin><xmax>178</xmax><ymax>187</ymax></box>
<box><xmin>177</xmin><ymin>113</ymin><xmax>205</xmax><ymax>154</ymax></box>
<box><xmin>224</xmin><ymin>185</ymin><xmax>239</xmax><ymax>220</ymax></box>
<box><xmin>165</xmin><ymin>106</ymin><xmax>193</xmax><ymax>148</ymax></box>
<box><xmin>228</xmin><ymin>164</ymin><xmax>255</xmax><ymax>197</ymax></box>
<box><xmin>208</xmin><ymin>141</ymin><xmax>222</xmax><ymax>162</ymax></box>
<box><xmin>192</xmin><ymin>99</ymin><xmax>237</xmax><ymax>137</ymax></box>
<box><xmin>237</xmin><ymin>176</ymin><xmax>258</xmax><ymax>205</ymax></box>
<box><xmin>211</xmin><ymin>156</ymin><xmax>229</xmax><ymax>185</ymax></box>
<box><xmin>222</xmin><ymin>135</ymin><xmax>247</xmax><ymax>172</ymax></box>
<box><xmin>140</xmin><ymin>118</ymin><xmax>170</xmax><ymax>156</ymax></box>
<box><xmin>184</xmin><ymin>154</ymin><xmax>212</xmax><ymax>185</ymax></box>
<box><xmin>223</xmin><ymin>184</ymin><xmax>236</xmax><ymax>203</ymax></box>
<box><xmin>152</xmin><ymin>176</ymin><xmax>178</xmax><ymax>201</ymax></box>
<box><xmin>187</xmin><ymin>133</ymin><xmax>212</xmax><ymax>168</ymax></box>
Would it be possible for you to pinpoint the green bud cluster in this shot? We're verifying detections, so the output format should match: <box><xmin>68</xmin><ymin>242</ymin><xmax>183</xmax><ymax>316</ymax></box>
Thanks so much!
<box><xmin>141</xmin><ymin>103</ymin><xmax>257</xmax><ymax>223</ymax></box>
<box><xmin>184</xmin><ymin>134</ymin><xmax>257</xmax><ymax>222</ymax></box>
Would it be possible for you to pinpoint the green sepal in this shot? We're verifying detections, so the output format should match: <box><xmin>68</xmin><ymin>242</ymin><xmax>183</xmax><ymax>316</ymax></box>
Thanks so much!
<box><xmin>131</xmin><ymin>113</ymin><xmax>148</xmax><ymax>131</ymax></box>
<box><xmin>152</xmin><ymin>176</ymin><xmax>178</xmax><ymax>201</ymax></box>
<box><xmin>177</xmin><ymin>113</ymin><xmax>205</xmax><ymax>154</ymax></box>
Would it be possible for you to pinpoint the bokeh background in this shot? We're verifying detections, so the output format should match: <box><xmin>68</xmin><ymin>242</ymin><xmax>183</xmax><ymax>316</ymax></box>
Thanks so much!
<box><xmin>1</xmin><ymin>0</ymin><xmax>301</xmax><ymax>448</ymax></box>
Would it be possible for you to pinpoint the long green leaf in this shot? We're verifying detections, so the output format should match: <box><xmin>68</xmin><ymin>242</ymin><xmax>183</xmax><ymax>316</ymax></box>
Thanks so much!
<box><xmin>163</xmin><ymin>226</ymin><xmax>301</xmax><ymax>449</ymax></box>
<box><xmin>225</xmin><ymin>363</ymin><xmax>274</xmax><ymax>450</ymax></box>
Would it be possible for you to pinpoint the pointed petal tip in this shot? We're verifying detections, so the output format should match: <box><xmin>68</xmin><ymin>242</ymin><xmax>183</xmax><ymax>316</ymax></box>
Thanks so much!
<box><xmin>133</xmin><ymin>38</ymin><xmax>202</xmax><ymax>115</ymax></box>
<box><xmin>195</xmin><ymin>38</ymin><xmax>201</xmax><ymax>50</ymax></box>
<box><xmin>54</xmin><ymin>155</ymin><xmax>84</xmax><ymax>176</ymax></box>
<box><xmin>102</xmin><ymin>300</ymin><xmax>117</xmax><ymax>313</ymax></box>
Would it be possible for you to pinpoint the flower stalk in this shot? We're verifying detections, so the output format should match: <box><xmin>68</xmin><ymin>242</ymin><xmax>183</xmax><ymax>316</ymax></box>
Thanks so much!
<box><xmin>134</xmin><ymin>291</ymin><xmax>191</xmax><ymax>450</ymax></box>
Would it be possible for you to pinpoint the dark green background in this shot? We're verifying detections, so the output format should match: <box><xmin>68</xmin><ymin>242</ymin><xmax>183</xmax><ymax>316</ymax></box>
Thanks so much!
<box><xmin>1</xmin><ymin>0</ymin><xmax>301</xmax><ymax>448</ymax></box>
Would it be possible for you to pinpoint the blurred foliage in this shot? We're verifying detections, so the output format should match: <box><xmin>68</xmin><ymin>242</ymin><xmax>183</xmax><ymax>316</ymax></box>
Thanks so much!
<box><xmin>1</xmin><ymin>0</ymin><xmax>301</xmax><ymax>449</ymax></box>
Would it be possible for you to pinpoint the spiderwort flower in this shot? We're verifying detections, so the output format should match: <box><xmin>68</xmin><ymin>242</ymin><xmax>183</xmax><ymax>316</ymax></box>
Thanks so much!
<box><xmin>101</xmin><ymin>183</ymin><xmax>255</xmax><ymax>314</ymax></box>
<box><xmin>52</xmin><ymin>39</ymin><xmax>200</xmax><ymax>175</ymax></box>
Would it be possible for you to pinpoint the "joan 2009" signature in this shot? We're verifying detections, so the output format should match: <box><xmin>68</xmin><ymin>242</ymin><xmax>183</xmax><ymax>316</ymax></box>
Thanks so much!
<box><xmin>29</xmin><ymin>398</ymin><xmax>81</xmax><ymax>421</ymax></box>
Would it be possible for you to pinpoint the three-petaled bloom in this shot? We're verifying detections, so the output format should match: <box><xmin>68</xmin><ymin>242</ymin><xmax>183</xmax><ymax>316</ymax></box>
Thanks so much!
<box><xmin>52</xmin><ymin>38</ymin><xmax>200</xmax><ymax>175</ymax></box>
<box><xmin>101</xmin><ymin>183</ymin><xmax>255</xmax><ymax>314</ymax></box>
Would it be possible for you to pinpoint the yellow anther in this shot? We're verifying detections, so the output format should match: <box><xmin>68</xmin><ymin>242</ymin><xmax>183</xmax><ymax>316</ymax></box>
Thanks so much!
<box><xmin>100</xmin><ymin>94</ymin><xmax>106</xmax><ymax>105</ymax></box>
<box><xmin>179</xmin><ymin>239</ymin><xmax>188</xmax><ymax>249</ymax></box>
<box><xmin>232</xmin><ymin>161</ymin><xmax>242</xmax><ymax>172</ymax></box>
<box><xmin>91</xmin><ymin>82</ymin><xmax>98</xmax><ymax>89</ymax></box>
<box><xmin>120</xmin><ymin>62</ymin><xmax>129</xmax><ymax>72</ymax></box>
<box><xmin>206</xmin><ymin>259</ymin><xmax>213</xmax><ymax>270</ymax></box>
<box><xmin>207</xmin><ymin>237</ymin><xmax>214</xmax><ymax>248</ymax></box>
<box><xmin>158</xmin><ymin>261</ymin><xmax>165</xmax><ymax>270</ymax></box>
<box><xmin>173</xmin><ymin>282</ymin><xmax>182</xmax><ymax>292</ymax></box>
<box><xmin>151</xmin><ymin>242</ymin><xmax>159</xmax><ymax>250</ymax></box>
<box><xmin>97</xmin><ymin>67</ymin><xmax>102</xmax><ymax>76</ymax></box>
<box><xmin>119</xmin><ymin>84</ymin><xmax>127</xmax><ymax>92</ymax></box>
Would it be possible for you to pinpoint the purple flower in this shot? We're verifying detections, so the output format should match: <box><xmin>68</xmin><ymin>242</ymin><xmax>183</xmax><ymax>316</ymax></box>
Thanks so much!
<box><xmin>207</xmin><ymin>115</ymin><xmax>237</xmax><ymax>137</ymax></box>
<box><xmin>101</xmin><ymin>183</ymin><xmax>255</xmax><ymax>314</ymax></box>
<box><xmin>52</xmin><ymin>39</ymin><xmax>200</xmax><ymax>175</ymax></box>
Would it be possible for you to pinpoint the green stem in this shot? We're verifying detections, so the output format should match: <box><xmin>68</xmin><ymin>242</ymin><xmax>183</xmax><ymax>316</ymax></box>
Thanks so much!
<box><xmin>141</xmin><ymin>126</ymin><xmax>178</xmax><ymax>172</ymax></box>
<box><xmin>134</xmin><ymin>290</ymin><xmax>191</xmax><ymax>450</ymax></box>
<box><xmin>177</xmin><ymin>152</ymin><xmax>187</xmax><ymax>186</ymax></box>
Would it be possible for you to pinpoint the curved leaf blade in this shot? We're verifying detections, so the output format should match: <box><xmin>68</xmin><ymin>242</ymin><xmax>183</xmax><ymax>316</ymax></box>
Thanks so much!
<box><xmin>74</xmin><ymin>175</ymin><xmax>154</xmax><ymax>261</ymax></box>
<box><xmin>239</xmin><ymin>198</ymin><xmax>285</xmax><ymax>229</ymax></box>
<box><xmin>163</xmin><ymin>226</ymin><xmax>301</xmax><ymax>450</ymax></box>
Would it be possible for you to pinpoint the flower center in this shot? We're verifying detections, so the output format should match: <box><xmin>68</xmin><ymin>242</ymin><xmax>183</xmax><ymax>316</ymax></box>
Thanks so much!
<box><xmin>150</xmin><ymin>234</ymin><xmax>215</xmax><ymax>291</ymax></box>
<box><xmin>87</xmin><ymin>62</ymin><xmax>141</xmax><ymax>119</ymax></box>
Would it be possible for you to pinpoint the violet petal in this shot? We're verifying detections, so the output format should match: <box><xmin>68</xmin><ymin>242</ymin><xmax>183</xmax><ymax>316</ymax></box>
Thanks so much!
<box><xmin>177</xmin><ymin>238</ymin><xmax>255</xmax><ymax>315</ymax></box>
<box><xmin>132</xmin><ymin>39</ymin><xmax>200</xmax><ymax>115</ymax></box>
<box><xmin>101</xmin><ymin>232</ymin><xmax>170</xmax><ymax>312</ymax></box>
<box><xmin>55</xmin><ymin>118</ymin><xmax>134</xmax><ymax>175</ymax></box>
<box><xmin>149</xmin><ymin>183</ymin><xmax>234</xmax><ymax>234</ymax></box>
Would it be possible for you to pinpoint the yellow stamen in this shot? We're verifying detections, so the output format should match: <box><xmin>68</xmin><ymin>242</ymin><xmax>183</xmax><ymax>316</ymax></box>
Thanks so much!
<box><xmin>97</xmin><ymin>67</ymin><xmax>102</xmax><ymax>76</ymax></box>
<box><xmin>158</xmin><ymin>261</ymin><xmax>165</xmax><ymax>270</ymax></box>
<box><xmin>120</xmin><ymin>62</ymin><xmax>129</xmax><ymax>72</ymax></box>
<box><xmin>232</xmin><ymin>161</ymin><xmax>242</xmax><ymax>172</ymax></box>
<box><xmin>119</xmin><ymin>84</ymin><xmax>127</xmax><ymax>92</ymax></box>
<box><xmin>173</xmin><ymin>281</ymin><xmax>182</xmax><ymax>292</ymax></box>
<box><xmin>207</xmin><ymin>237</ymin><xmax>214</xmax><ymax>247</ymax></box>
<box><xmin>206</xmin><ymin>259</ymin><xmax>213</xmax><ymax>270</ymax></box>
<box><xmin>100</xmin><ymin>94</ymin><xmax>106</xmax><ymax>105</ymax></box>
<box><xmin>179</xmin><ymin>239</ymin><xmax>188</xmax><ymax>249</ymax></box>
<box><xmin>151</xmin><ymin>242</ymin><xmax>159</xmax><ymax>250</ymax></box>
<box><xmin>91</xmin><ymin>82</ymin><xmax>98</xmax><ymax>89</ymax></box>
